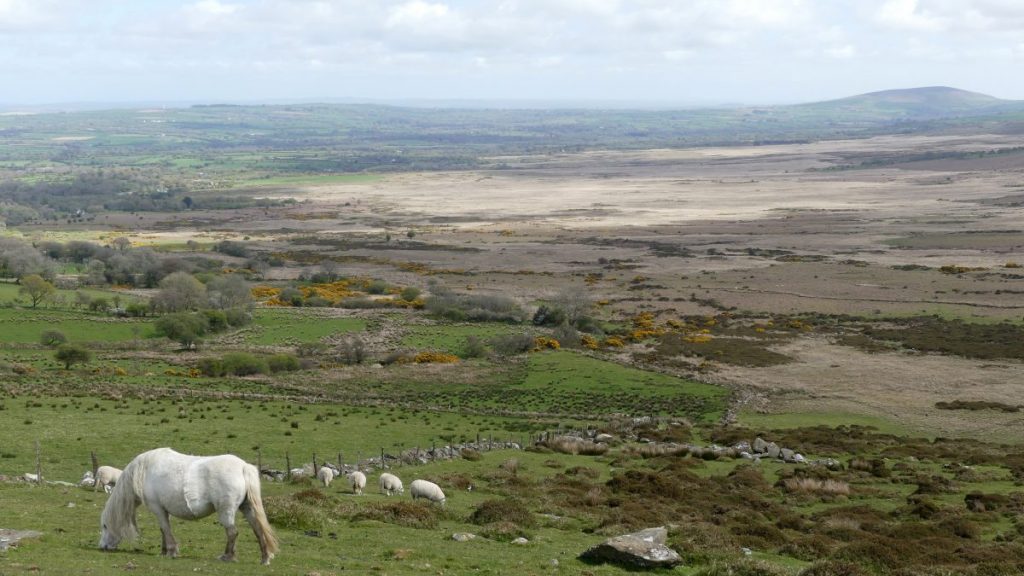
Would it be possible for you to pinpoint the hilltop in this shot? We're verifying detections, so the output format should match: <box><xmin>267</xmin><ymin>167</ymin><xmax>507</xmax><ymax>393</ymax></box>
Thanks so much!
<box><xmin>798</xmin><ymin>86</ymin><xmax>1022</xmax><ymax>120</ymax></box>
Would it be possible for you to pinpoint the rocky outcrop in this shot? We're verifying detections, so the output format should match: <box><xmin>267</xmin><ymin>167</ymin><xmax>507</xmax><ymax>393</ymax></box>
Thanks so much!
<box><xmin>579</xmin><ymin>526</ymin><xmax>683</xmax><ymax>569</ymax></box>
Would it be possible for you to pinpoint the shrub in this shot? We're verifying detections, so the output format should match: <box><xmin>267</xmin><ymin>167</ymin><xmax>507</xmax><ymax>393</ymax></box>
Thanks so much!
<box><xmin>197</xmin><ymin>357</ymin><xmax>225</xmax><ymax>377</ymax></box>
<box><xmin>469</xmin><ymin>499</ymin><xmax>535</xmax><ymax>528</ymax></box>
<box><xmin>154</xmin><ymin>312</ymin><xmax>210</xmax><ymax>350</ymax></box>
<box><xmin>400</xmin><ymin>287</ymin><xmax>421</xmax><ymax>301</ymax></box>
<box><xmin>353</xmin><ymin>501</ymin><xmax>438</xmax><ymax>529</ymax></box>
<box><xmin>543</xmin><ymin>436</ymin><xmax>608</xmax><ymax>456</ymax></box>
<box><xmin>552</xmin><ymin>323</ymin><xmax>581</xmax><ymax>348</ymax></box>
<box><xmin>336</xmin><ymin>337</ymin><xmax>367</xmax><ymax>365</ymax></box>
<box><xmin>479</xmin><ymin>521</ymin><xmax>533</xmax><ymax>542</ymax></box>
<box><xmin>220</xmin><ymin>352</ymin><xmax>267</xmax><ymax>376</ymax></box>
<box><xmin>303</xmin><ymin>296</ymin><xmax>331</xmax><ymax>307</ymax></box>
<box><xmin>202</xmin><ymin>309</ymin><xmax>229</xmax><ymax>332</ymax></box>
<box><xmin>124</xmin><ymin>302</ymin><xmax>149</xmax><ymax>317</ymax></box>
<box><xmin>267</xmin><ymin>353</ymin><xmax>300</xmax><ymax>373</ymax></box>
<box><xmin>462</xmin><ymin>336</ymin><xmax>487</xmax><ymax>359</ymax></box>
<box><xmin>414</xmin><ymin>351</ymin><xmax>459</xmax><ymax>364</ymax></box>
<box><xmin>366</xmin><ymin>280</ymin><xmax>389</xmax><ymax>295</ymax></box>
<box><xmin>224</xmin><ymin>308</ymin><xmax>252</xmax><ymax>327</ymax></box>
<box><xmin>264</xmin><ymin>495</ymin><xmax>328</xmax><ymax>531</ymax></box>
<box><xmin>798</xmin><ymin>561</ymin><xmax>867</xmax><ymax>576</ymax></box>
<box><xmin>532</xmin><ymin>305</ymin><xmax>566</xmax><ymax>327</ymax></box>
<box><xmin>460</xmin><ymin>448</ymin><xmax>482</xmax><ymax>461</ymax></box>
<box><xmin>54</xmin><ymin>344</ymin><xmax>91</xmax><ymax>370</ymax></box>
<box><xmin>692</xmin><ymin>560</ymin><xmax>789</xmax><ymax>576</ymax></box>
<box><xmin>39</xmin><ymin>330</ymin><xmax>67</xmax><ymax>348</ymax></box>
<box><xmin>489</xmin><ymin>333</ymin><xmax>535</xmax><ymax>356</ymax></box>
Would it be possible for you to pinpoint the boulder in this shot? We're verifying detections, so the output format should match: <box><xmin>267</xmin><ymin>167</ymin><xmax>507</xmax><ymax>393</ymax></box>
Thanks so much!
<box><xmin>452</xmin><ymin>532</ymin><xmax>476</xmax><ymax>542</ymax></box>
<box><xmin>752</xmin><ymin>437</ymin><xmax>769</xmax><ymax>453</ymax></box>
<box><xmin>511</xmin><ymin>537</ymin><xmax>529</xmax><ymax>545</ymax></box>
<box><xmin>579</xmin><ymin>526</ymin><xmax>683</xmax><ymax>569</ymax></box>
<box><xmin>766</xmin><ymin>443</ymin><xmax>781</xmax><ymax>459</ymax></box>
<box><xmin>594</xmin><ymin>433</ymin><xmax>615</xmax><ymax>444</ymax></box>
<box><xmin>780</xmin><ymin>448</ymin><xmax>796</xmax><ymax>463</ymax></box>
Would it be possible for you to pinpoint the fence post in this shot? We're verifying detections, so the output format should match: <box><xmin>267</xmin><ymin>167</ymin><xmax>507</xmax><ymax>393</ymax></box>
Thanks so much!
<box><xmin>35</xmin><ymin>441</ymin><xmax>42</xmax><ymax>485</ymax></box>
<box><xmin>381</xmin><ymin>448</ymin><xmax>385</xmax><ymax>469</ymax></box>
<box><xmin>285</xmin><ymin>452</ymin><xmax>291</xmax><ymax>480</ymax></box>
<box><xmin>312</xmin><ymin>452</ymin><xmax>318</xmax><ymax>473</ymax></box>
<box><xmin>431</xmin><ymin>441</ymin><xmax>435</xmax><ymax>461</ymax></box>
<box><xmin>91</xmin><ymin>450</ymin><xmax>99</xmax><ymax>479</ymax></box>
<box><xmin>337</xmin><ymin>452</ymin><xmax>343</xmax><ymax>470</ymax></box>
<box><xmin>257</xmin><ymin>448</ymin><xmax>262</xmax><ymax>475</ymax></box>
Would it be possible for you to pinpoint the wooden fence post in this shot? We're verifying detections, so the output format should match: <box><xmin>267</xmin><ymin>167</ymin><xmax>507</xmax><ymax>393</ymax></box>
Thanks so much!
<box><xmin>91</xmin><ymin>450</ymin><xmax>99</xmax><ymax>479</ymax></box>
<box><xmin>285</xmin><ymin>452</ymin><xmax>291</xmax><ymax>480</ymax></box>
<box><xmin>337</xmin><ymin>452</ymin><xmax>343</xmax><ymax>470</ymax></box>
<box><xmin>312</xmin><ymin>452</ymin><xmax>317</xmax><ymax>473</ymax></box>
<box><xmin>257</xmin><ymin>448</ymin><xmax>262</xmax><ymax>474</ymax></box>
<box><xmin>35</xmin><ymin>441</ymin><xmax>42</xmax><ymax>485</ymax></box>
<box><xmin>381</xmin><ymin>448</ymin><xmax>385</xmax><ymax>469</ymax></box>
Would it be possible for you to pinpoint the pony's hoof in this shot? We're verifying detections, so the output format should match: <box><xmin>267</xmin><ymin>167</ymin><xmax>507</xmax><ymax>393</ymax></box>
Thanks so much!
<box><xmin>219</xmin><ymin>554</ymin><xmax>236</xmax><ymax>562</ymax></box>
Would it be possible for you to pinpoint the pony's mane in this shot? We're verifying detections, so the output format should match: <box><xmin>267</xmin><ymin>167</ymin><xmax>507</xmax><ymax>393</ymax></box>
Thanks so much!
<box><xmin>100</xmin><ymin>450</ymin><xmax>155</xmax><ymax>543</ymax></box>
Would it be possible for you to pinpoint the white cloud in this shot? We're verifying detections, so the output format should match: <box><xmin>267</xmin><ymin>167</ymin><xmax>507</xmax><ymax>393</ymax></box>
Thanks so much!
<box><xmin>876</xmin><ymin>0</ymin><xmax>948</xmax><ymax>31</ymax></box>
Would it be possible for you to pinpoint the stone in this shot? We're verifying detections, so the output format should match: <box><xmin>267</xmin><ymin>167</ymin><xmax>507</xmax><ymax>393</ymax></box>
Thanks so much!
<box><xmin>780</xmin><ymin>448</ymin><xmax>796</xmax><ymax>462</ymax></box>
<box><xmin>579</xmin><ymin>526</ymin><xmax>683</xmax><ymax>569</ymax></box>
<box><xmin>766</xmin><ymin>443</ymin><xmax>781</xmax><ymax>459</ymax></box>
<box><xmin>594</xmin><ymin>433</ymin><xmax>615</xmax><ymax>444</ymax></box>
<box><xmin>752</xmin><ymin>437</ymin><xmax>769</xmax><ymax>453</ymax></box>
<box><xmin>452</xmin><ymin>532</ymin><xmax>477</xmax><ymax>542</ymax></box>
<box><xmin>793</xmin><ymin>453</ymin><xmax>806</xmax><ymax>463</ymax></box>
<box><xmin>511</xmin><ymin>537</ymin><xmax>529</xmax><ymax>545</ymax></box>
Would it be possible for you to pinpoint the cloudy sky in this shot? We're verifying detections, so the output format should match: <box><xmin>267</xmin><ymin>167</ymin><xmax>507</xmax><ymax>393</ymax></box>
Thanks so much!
<box><xmin>2</xmin><ymin>0</ymin><xmax>1023</xmax><ymax>106</ymax></box>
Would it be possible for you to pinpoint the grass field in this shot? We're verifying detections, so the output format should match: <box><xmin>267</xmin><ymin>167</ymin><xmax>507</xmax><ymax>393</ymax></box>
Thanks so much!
<box><xmin>0</xmin><ymin>309</ymin><xmax>152</xmax><ymax>344</ymax></box>
<box><xmin>245</xmin><ymin>309</ymin><xmax>367</xmax><ymax>345</ymax></box>
<box><xmin>400</xmin><ymin>323</ymin><xmax>522</xmax><ymax>355</ymax></box>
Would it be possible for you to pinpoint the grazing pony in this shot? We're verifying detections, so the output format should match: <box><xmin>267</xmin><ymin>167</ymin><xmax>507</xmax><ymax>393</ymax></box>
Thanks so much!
<box><xmin>99</xmin><ymin>447</ymin><xmax>278</xmax><ymax>565</ymax></box>
<box><xmin>94</xmin><ymin>466</ymin><xmax>122</xmax><ymax>493</ymax></box>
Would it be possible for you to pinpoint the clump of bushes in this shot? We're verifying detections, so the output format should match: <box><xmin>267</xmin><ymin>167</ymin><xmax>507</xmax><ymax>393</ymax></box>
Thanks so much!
<box><xmin>469</xmin><ymin>499</ymin><xmax>535</xmax><ymax>528</ymax></box>
<box><xmin>39</xmin><ymin>330</ymin><xmax>67</xmax><ymax>348</ymax></box>
<box><xmin>541</xmin><ymin>436</ymin><xmax>609</xmax><ymax>456</ymax></box>
<box><xmin>489</xmin><ymin>333</ymin><xmax>535</xmax><ymax>356</ymax></box>
<box><xmin>353</xmin><ymin>501</ymin><xmax>439</xmax><ymax>529</ymax></box>
<box><xmin>425</xmin><ymin>289</ymin><xmax>525</xmax><ymax>323</ymax></box>
<box><xmin>198</xmin><ymin>352</ymin><xmax>300</xmax><ymax>376</ymax></box>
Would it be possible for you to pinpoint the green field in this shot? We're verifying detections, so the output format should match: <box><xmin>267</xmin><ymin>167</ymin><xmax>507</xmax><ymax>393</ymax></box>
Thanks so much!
<box><xmin>245</xmin><ymin>309</ymin><xmax>367</xmax><ymax>345</ymax></box>
<box><xmin>400</xmin><ymin>323</ymin><xmax>522</xmax><ymax>355</ymax></box>
<box><xmin>0</xmin><ymin>308</ymin><xmax>152</xmax><ymax>343</ymax></box>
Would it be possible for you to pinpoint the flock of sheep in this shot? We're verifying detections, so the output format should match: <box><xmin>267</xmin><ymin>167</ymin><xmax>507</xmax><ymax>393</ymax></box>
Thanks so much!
<box><xmin>316</xmin><ymin>466</ymin><xmax>446</xmax><ymax>504</ymax></box>
<box><xmin>84</xmin><ymin>463</ymin><xmax>447</xmax><ymax>505</ymax></box>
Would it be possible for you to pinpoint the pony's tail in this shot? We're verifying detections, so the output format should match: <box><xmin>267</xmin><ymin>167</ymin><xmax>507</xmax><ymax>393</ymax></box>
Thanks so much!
<box><xmin>243</xmin><ymin>464</ymin><xmax>279</xmax><ymax>561</ymax></box>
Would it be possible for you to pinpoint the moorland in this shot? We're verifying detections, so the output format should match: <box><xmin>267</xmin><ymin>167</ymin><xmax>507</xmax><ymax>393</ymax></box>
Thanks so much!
<box><xmin>0</xmin><ymin>86</ymin><xmax>1023</xmax><ymax>575</ymax></box>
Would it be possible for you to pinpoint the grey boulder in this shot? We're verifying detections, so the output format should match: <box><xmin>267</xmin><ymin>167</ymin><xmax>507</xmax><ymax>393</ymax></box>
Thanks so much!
<box><xmin>579</xmin><ymin>526</ymin><xmax>683</xmax><ymax>569</ymax></box>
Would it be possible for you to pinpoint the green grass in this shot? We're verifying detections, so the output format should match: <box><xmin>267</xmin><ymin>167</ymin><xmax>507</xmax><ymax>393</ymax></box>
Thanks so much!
<box><xmin>515</xmin><ymin>351</ymin><xmax>728</xmax><ymax>421</ymax></box>
<box><xmin>0</xmin><ymin>282</ymin><xmax>141</xmax><ymax>307</ymax></box>
<box><xmin>245</xmin><ymin>309</ymin><xmax>367</xmax><ymax>345</ymax></box>
<box><xmin>400</xmin><ymin>323</ymin><xmax>521</xmax><ymax>355</ymax></box>
<box><xmin>0</xmin><ymin>308</ymin><xmax>152</xmax><ymax>343</ymax></box>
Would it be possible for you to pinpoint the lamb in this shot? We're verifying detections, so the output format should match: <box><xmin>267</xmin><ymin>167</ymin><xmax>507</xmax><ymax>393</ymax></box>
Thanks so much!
<box><xmin>410</xmin><ymin>479</ymin><xmax>445</xmax><ymax>505</ymax></box>
<box><xmin>348</xmin><ymin>470</ymin><xmax>366</xmax><ymax>495</ymax></box>
<box><xmin>317</xmin><ymin>466</ymin><xmax>335</xmax><ymax>488</ymax></box>
<box><xmin>94</xmin><ymin>466</ymin><xmax>122</xmax><ymax>493</ymax></box>
<box><xmin>379</xmin><ymin>472</ymin><xmax>404</xmax><ymax>496</ymax></box>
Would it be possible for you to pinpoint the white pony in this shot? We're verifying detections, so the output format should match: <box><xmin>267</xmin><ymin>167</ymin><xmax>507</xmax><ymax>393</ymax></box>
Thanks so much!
<box><xmin>379</xmin><ymin>472</ymin><xmax>403</xmax><ymax>496</ymax></box>
<box><xmin>317</xmin><ymin>466</ymin><xmax>335</xmax><ymax>488</ymax></box>
<box><xmin>94</xmin><ymin>466</ymin><xmax>122</xmax><ymax>493</ymax></box>
<box><xmin>99</xmin><ymin>448</ymin><xmax>278</xmax><ymax>565</ymax></box>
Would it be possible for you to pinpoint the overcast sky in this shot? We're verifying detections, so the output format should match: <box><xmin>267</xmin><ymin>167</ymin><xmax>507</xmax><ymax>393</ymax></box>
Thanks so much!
<box><xmin>2</xmin><ymin>0</ymin><xmax>1023</xmax><ymax>106</ymax></box>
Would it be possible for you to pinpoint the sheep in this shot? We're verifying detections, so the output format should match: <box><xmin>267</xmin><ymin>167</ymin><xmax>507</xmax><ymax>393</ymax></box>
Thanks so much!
<box><xmin>379</xmin><ymin>472</ymin><xmax>404</xmax><ymax>496</ymax></box>
<box><xmin>317</xmin><ymin>466</ymin><xmax>335</xmax><ymax>488</ymax></box>
<box><xmin>410</xmin><ymin>479</ymin><xmax>445</xmax><ymax>505</ymax></box>
<box><xmin>94</xmin><ymin>466</ymin><xmax>122</xmax><ymax>493</ymax></box>
<box><xmin>348</xmin><ymin>470</ymin><xmax>366</xmax><ymax>495</ymax></box>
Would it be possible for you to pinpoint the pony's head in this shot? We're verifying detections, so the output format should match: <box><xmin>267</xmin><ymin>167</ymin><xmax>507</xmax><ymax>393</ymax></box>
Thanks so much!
<box><xmin>98</xmin><ymin>465</ymin><xmax>140</xmax><ymax>550</ymax></box>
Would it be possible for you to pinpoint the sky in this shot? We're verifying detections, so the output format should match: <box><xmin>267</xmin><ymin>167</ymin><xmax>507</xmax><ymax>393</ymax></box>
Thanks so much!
<box><xmin>2</xmin><ymin>0</ymin><xmax>1024</xmax><ymax>106</ymax></box>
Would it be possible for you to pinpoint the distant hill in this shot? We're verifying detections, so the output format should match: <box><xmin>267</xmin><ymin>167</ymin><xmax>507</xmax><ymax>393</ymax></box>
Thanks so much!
<box><xmin>798</xmin><ymin>86</ymin><xmax>1024</xmax><ymax>121</ymax></box>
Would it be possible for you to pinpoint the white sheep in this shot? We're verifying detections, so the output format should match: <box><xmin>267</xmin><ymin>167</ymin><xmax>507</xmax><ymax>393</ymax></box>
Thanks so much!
<box><xmin>94</xmin><ymin>466</ymin><xmax>122</xmax><ymax>493</ymax></box>
<box><xmin>348</xmin><ymin>470</ymin><xmax>366</xmax><ymax>495</ymax></box>
<box><xmin>379</xmin><ymin>472</ymin><xmax>404</xmax><ymax>496</ymax></box>
<box><xmin>410</xmin><ymin>479</ymin><xmax>445</xmax><ymax>505</ymax></box>
<box><xmin>317</xmin><ymin>466</ymin><xmax>335</xmax><ymax>488</ymax></box>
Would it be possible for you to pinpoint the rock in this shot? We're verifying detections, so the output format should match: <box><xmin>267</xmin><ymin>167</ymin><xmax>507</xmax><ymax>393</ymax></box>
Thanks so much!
<box><xmin>766</xmin><ymin>443</ymin><xmax>781</xmax><ymax>459</ymax></box>
<box><xmin>594</xmin><ymin>433</ymin><xmax>615</xmax><ymax>444</ymax></box>
<box><xmin>452</xmin><ymin>532</ymin><xmax>477</xmax><ymax>542</ymax></box>
<box><xmin>793</xmin><ymin>453</ymin><xmax>806</xmax><ymax>463</ymax></box>
<box><xmin>511</xmin><ymin>537</ymin><xmax>529</xmax><ymax>545</ymax></box>
<box><xmin>740</xmin><ymin>451</ymin><xmax>753</xmax><ymax>460</ymax></box>
<box><xmin>780</xmin><ymin>448</ymin><xmax>796</xmax><ymax>463</ymax></box>
<box><xmin>734</xmin><ymin>441</ymin><xmax>751</xmax><ymax>453</ymax></box>
<box><xmin>742</xmin><ymin>547</ymin><xmax>753</xmax><ymax>556</ymax></box>
<box><xmin>752</xmin><ymin>437</ymin><xmax>769</xmax><ymax>453</ymax></box>
<box><xmin>579</xmin><ymin>526</ymin><xmax>683</xmax><ymax>569</ymax></box>
<box><xmin>0</xmin><ymin>529</ymin><xmax>42</xmax><ymax>552</ymax></box>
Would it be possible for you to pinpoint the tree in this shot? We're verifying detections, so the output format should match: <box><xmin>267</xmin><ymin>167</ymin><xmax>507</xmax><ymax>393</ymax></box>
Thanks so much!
<box><xmin>554</xmin><ymin>287</ymin><xmax>593</xmax><ymax>328</ymax></box>
<box><xmin>207</xmin><ymin>274</ymin><xmax>253</xmax><ymax>310</ymax></box>
<box><xmin>19</xmin><ymin>274</ymin><xmax>55</xmax><ymax>308</ymax></box>
<box><xmin>182</xmin><ymin>196</ymin><xmax>194</xmax><ymax>209</ymax></box>
<box><xmin>151</xmin><ymin>271</ymin><xmax>206</xmax><ymax>312</ymax></box>
<box><xmin>109</xmin><ymin>237</ymin><xmax>131</xmax><ymax>251</ymax></box>
<box><xmin>154</xmin><ymin>312</ymin><xmax>209</xmax><ymax>350</ymax></box>
<box><xmin>40</xmin><ymin>330</ymin><xmax>67</xmax><ymax>348</ymax></box>
<box><xmin>54</xmin><ymin>344</ymin><xmax>91</xmax><ymax>369</ymax></box>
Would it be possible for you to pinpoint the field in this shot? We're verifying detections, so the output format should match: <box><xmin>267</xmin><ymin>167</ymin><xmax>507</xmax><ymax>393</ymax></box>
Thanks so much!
<box><xmin>1</xmin><ymin>101</ymin><xmax>1024</xmax><ymax>574</ymax></box>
